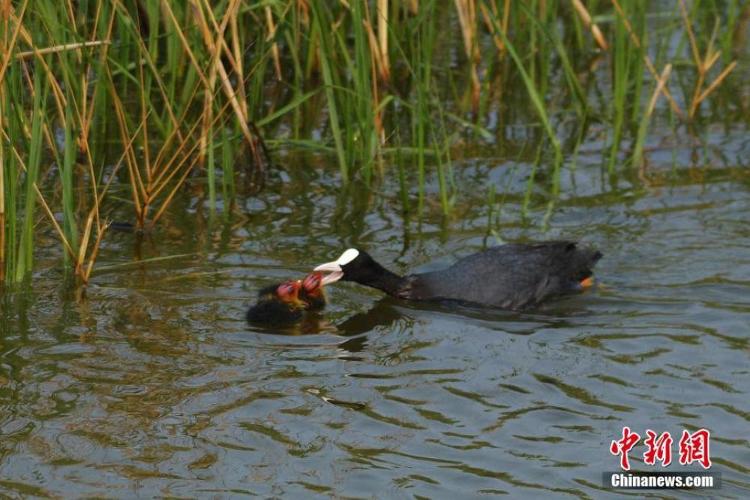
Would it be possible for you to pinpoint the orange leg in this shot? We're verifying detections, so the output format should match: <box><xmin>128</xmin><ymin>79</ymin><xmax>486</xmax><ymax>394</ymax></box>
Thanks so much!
<box><xmin>580</xmin><ymin>277</ymin><xmax>594</xmax><ymax>288</ymax></box>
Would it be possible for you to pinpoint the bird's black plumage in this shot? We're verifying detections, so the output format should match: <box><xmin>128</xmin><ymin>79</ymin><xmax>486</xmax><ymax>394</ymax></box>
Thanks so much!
<box><xmin>317</xmin><ymin>241</ymin><xmax>602</xmax><ymax>310</ymax></box>
<box><xmin>246</xmin><ymin>299</ymin><xmax>303</xmax><ymax>324</ymax></box>
<box><xmin>246</xmin><ymin>282</ymin><xmax>305</xmax><ymax>325</ymax></box>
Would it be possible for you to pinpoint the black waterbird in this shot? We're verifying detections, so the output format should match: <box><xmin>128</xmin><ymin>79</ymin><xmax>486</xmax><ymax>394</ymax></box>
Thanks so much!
<box><xmin>313</xmin><ymin>242</ymin><xmax>602</xmax><ymax>310</ymax></box>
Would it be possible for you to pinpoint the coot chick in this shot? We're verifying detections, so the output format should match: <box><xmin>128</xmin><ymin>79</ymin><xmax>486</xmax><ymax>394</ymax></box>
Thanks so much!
<box><xmin>300</xmin><ymin>272</ymin><xmax>326</xmax><ymax>311</ymax></box>
<box><xmin>246</xmin><ymin>280</ymin><xmax>306</xmax><ymax>325</ymax></box>
<box><xmin>314</xmin><ymin>242</ymin><xmax>602</xmax><ymax>310</ymax></box>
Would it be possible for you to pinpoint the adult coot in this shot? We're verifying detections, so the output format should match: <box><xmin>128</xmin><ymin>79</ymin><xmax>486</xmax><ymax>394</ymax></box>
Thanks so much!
<box><xmin>300</xmin><ymin>272</ymin><xmax>327</xmax><ymax>311</ymax></box>
<box><xmin>314</xmin><ymin>242</ymin><xmax>602</xmax><ymax>310</ymax></box>
<box><xmin>246</xmin><ymin>280</ymin><xmax>306</xmax><ymax>324</ymax></box>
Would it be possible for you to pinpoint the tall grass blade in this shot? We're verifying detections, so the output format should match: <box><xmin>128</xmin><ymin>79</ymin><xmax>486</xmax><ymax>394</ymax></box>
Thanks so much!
<box><xmin>15</xmin><ymin>67</ymin><xmax>48</xmax><ymax>282</ymax></box>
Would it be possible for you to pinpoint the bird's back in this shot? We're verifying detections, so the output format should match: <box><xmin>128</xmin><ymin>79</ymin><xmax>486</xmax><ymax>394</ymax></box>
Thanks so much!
<box><xmin>402</xmin><ymin>241</ymin><xmax>602</xmax><ymax>309</ymax></box>
<box><xmin>246</xmin><ymin>299</ymin><xmax>302</xmax><ymax>324</ymax></box>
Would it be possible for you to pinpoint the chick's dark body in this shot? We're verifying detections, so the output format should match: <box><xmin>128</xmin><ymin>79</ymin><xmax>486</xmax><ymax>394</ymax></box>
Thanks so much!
<box><xmin>246</xmin><ymin>284</ymin><xmax>304</xmax><ymax>325</ymax></box>
<box><xmin>300</xmin><ymin>289</ymin><xmax>326</xmax><ymax>311</ymax></box>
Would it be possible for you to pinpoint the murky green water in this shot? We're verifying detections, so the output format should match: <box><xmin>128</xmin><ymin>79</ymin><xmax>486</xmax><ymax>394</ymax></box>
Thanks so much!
<box><xmin>1</xmin><ymin>134</ymin><xmax>749</xmax><ymax>497</ymax></box>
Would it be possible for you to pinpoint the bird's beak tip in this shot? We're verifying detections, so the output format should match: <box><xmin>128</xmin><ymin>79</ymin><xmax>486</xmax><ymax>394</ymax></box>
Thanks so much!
<box><xmin>314</xmin><ymin>261</ymin><xmax>344</xmax><ymax>285</ymax></box>
<box><xmin>313</xmin><ymin>261</ymin><xmax>342</xmax><ymax>273</ymax></box>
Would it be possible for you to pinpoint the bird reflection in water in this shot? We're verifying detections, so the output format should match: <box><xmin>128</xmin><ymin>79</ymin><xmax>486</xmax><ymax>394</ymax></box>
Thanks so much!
<box><xmin>248</xmin><ymin>290</ymin><xmax>593</xmax><ymax>357</ymax></box>
<box><xmin>247</xmin><ymin>299</ymin><xmax>412</xmax><ymax>355</ymax></box>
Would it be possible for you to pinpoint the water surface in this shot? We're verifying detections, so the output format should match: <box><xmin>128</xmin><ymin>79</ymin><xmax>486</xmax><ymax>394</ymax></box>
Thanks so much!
<box><xmin>1</xmin><ymin>138</ymin><xmax>749</xmax><ymax>498</ymax></box>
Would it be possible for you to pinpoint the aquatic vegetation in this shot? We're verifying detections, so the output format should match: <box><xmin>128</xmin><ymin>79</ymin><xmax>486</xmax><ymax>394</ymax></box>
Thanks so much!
<box><xmin>0</xmin><ymin>0</ymin><xmax>744</xmax><ymax>286</ymax></box>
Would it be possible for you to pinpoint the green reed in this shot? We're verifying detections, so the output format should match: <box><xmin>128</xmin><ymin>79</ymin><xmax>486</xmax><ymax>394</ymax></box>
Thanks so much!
<box><xmin>16</xmin><ymin>69</ymin><xmax>47</xmax><ymax>282</ymax></box>
<box><xmin>483</xmin><ymin>1</ymin><xmax>563</xmax><ymax>191</ymax></box>
<box><xmin>608</xmin><ymin>1</ymin><xmax>647</xmax><ymax>173</ymax></box>
<box><xmin>412</xmin><ymin>1</ymin><xmax>436</xmax><ymax>214</ymax></box>
<box><xmin>310</xmin><ymin>2</ymin><xmax>348</xmax><ymax>183</ymax></box>
<box><xmin>0</xmin><ymin>0</ymin><xmax>743</xmax><ymax>286</ymax></box>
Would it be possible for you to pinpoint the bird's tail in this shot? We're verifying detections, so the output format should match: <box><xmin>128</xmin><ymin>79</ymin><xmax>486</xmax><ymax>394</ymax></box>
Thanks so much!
<box><xmin>572</xmin><ymin>245</ymin><xmax>602</xmax><ymax>283</ymax></box>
